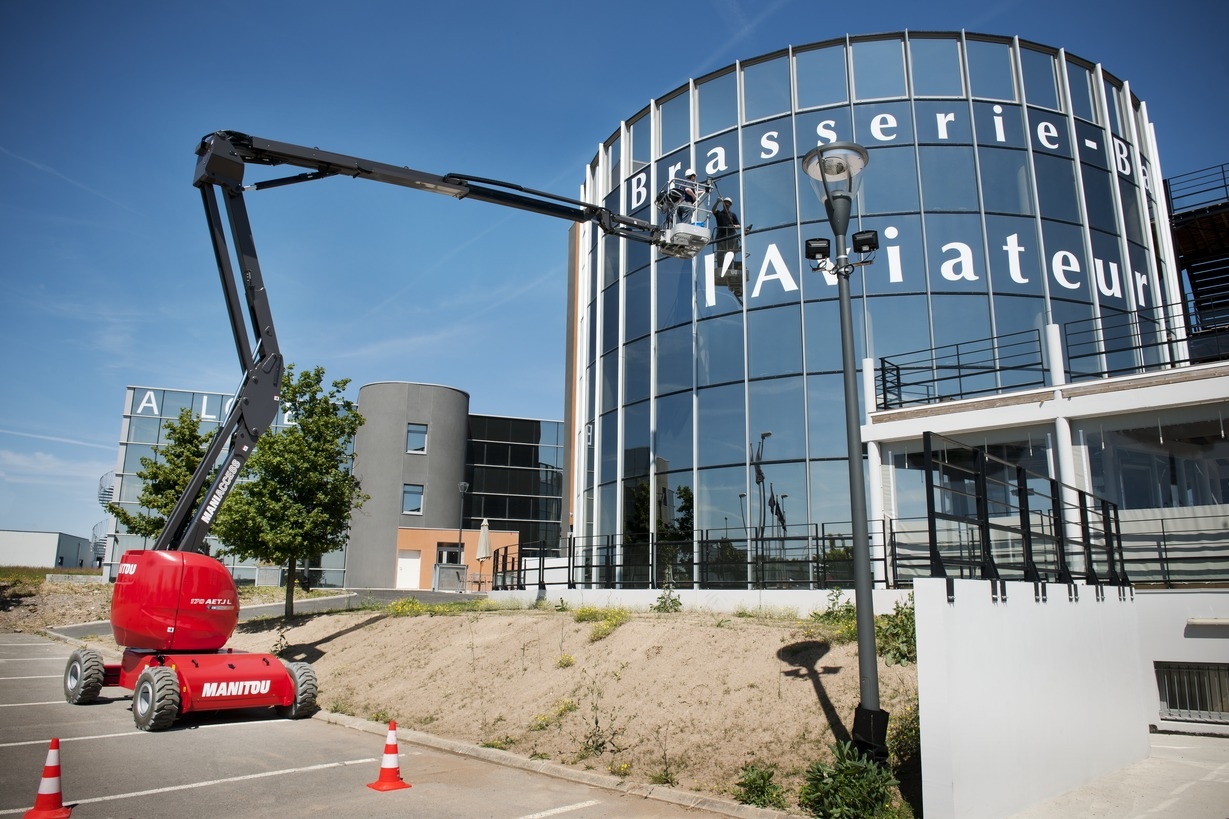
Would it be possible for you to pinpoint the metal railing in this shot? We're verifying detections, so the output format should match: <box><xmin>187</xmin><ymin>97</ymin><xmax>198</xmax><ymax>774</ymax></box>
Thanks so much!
<box><xmin>1166</xmin><ymin>162</ymin><xmax>1229</xmax><ymax>216</ymax></box>
<box><xmin>919</xmin><ymin>431</ymin><xmax>1127</xmax><ymax>586</ymax></box>
<box><xmin>878</xmin><ymin>330</ymin><xmax>1046</xmax><ymax>410</ymax></box>
<box><xmin>1155</xmin><ymin>661</ymin><xmax>1229</xmax><ymax>724</ymax></box>
<box><xmin>490</xmin><ymin>525</ymin><xmax>892</xmax><ymax>592</ymax></box>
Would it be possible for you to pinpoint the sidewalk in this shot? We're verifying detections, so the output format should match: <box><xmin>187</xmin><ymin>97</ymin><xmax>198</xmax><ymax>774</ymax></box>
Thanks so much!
<box><xmin>1010</xmin><ymin>732</ymin><xmax>1229</xmax><ymax>818</ymax></box>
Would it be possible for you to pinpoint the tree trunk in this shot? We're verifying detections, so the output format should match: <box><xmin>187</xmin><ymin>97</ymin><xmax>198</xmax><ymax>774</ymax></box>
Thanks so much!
<box><xmin>284</xmin><ymin>558</ymin><xmax>296</xmax><ymax>618</ymax></box>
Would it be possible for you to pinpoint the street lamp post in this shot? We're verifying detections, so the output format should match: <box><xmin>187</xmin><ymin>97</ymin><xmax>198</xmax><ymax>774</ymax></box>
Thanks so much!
<box><xmin>457</xmin><ymin>481</ymin><xmax>468</xmax><ymax>558</ymax></box>
<box><xmin>800</xmin><ymin>142</ymin><xmax>889</xmax><ymax>763</ymax></box>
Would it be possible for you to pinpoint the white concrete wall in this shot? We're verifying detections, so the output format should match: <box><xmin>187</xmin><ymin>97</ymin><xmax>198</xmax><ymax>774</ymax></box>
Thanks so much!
<box><xmin>491</xmin><ymin>586</ymin><xmax>912</xmax><ymax>616</ymax></box>
<box><xmin>916</xmin><ymin>578</ymin><xmax>1147</xmax><ymax>819</ymax></box>
<box><xmin>1135</xmin><ymin>588</ymin><xmax>1229</xmax><ymax>735</ymax></box>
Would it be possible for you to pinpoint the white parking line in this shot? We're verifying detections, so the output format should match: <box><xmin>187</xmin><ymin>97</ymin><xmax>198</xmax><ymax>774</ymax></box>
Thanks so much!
<box><xmin>517</xmin><ymin>800</ymin><xmax>602</xmax><ymax>818</ymax></box>
<box><xmin>0</xmin><ymin>658</ymin><xmax>68</xmax><ymax>661</ymax></box>
<box><xmin>0</xmin><ymin>731</ymin><xmax>144</xmax><ymax>748</ymax></box>
<box><xmin>0</xmin><ymin>757</ymin><xmax>378</xmax><ymax>815</ymax></box>
<box><xmin>0</xmin><ymin>701</ymin><xmax>63</xmax><ymax>708</ymax></box>
<box><xmin>0</xmin><ymin>676</ymin><xmax>59</xmax><ymax>681</ymax></box>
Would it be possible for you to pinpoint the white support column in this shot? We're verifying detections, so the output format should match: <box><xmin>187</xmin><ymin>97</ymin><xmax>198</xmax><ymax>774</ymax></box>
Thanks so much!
<box><xmin>861</xmin><ymin>357</ymin><xmax>887</xmax><ymax>586</ymax></box>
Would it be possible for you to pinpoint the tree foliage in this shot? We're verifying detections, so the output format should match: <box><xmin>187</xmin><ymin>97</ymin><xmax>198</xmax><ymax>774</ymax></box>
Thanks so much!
<box><xmin>107</xmin><ymin>407</ymin><xmax>215</xmax><ymax>541</ymax></box>
<box><xmin>212</xmin><ymin>365</ymin><xmax>366</xmax><ymax>616</ymax></box>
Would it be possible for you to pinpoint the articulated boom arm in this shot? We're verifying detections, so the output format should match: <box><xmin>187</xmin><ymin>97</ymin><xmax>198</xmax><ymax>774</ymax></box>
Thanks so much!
<box><xmin>152</xmin><ymin>131</ymin><xmax>670</xmax><ymax>554</ymax></box>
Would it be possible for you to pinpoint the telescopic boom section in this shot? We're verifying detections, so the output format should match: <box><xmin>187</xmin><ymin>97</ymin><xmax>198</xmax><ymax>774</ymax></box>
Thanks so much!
<box><xmin>153</xmin><ymin>131</ymin><xmax>672</xmax><ymax>554</ymax></box>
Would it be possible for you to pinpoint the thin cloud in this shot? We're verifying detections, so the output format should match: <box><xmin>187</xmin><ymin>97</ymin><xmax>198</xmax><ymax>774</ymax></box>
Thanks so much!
<box><xmin>0</xmin><ymin>144</ymin><xmax>139</xmax><ymax>214</ymax></box>
<box><xmin>0</xmin><ymin>428</ymin><xmax>114</xmax><ymax>451</ymax></box>
<box><xmin>0</xmin><ymin>449</ymin><xmax>115</xmax><ymax>485</ymax></box>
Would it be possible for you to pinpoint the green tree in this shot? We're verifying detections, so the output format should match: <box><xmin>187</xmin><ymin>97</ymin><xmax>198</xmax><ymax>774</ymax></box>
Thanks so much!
<box><xmin>212</xmin><ymin>365</ymin><xmax>367</xmax><ymax>616</ymax></box>
<box><xmin>107</xmin><ymin>407</ymin><xmax>215</xmax><ymax>541</ymax></box>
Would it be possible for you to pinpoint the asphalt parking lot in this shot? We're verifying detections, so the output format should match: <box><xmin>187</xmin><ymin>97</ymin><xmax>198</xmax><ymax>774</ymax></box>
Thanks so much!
<box><xmin>0</xmin><ymin>633</ymin><xmax>770</xmax><ymax>818</ymax></box>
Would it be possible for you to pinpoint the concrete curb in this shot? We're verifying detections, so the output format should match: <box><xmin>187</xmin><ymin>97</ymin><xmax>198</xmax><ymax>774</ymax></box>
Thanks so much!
<box><xmin>315</xmin><ymin>710</ymin><xmax>800</xmax><ymax>818</ymax></box>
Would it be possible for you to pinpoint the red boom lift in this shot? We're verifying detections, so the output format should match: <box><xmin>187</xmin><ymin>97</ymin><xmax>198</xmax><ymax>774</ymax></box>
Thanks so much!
<box><xmin>63</xmin><ymin>131</ymin><xmax>705</xmax><ymax>730</ymax></box>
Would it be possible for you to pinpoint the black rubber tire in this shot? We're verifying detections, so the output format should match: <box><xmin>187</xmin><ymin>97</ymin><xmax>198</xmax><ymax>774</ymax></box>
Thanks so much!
<box><xmin>64</xmin><ymin>648</ymin><xmax>105</xmax><ymax>704</ymax></box>
<box><xmin>132</xmin><ymin>666</ymin><xmax>180</xmax><ymax>731</ymax></box>
<box><xmin>276</xmin><ymin>661</ymin><xmax>318</xmax><ymax>719</ymax></box>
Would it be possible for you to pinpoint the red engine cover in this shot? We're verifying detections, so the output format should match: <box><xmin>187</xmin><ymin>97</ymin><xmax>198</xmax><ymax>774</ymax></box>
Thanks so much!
<box><xmin>111</xmin><ymin>550</ymin><xmax>239</xmax><ymax>651</ymax></box>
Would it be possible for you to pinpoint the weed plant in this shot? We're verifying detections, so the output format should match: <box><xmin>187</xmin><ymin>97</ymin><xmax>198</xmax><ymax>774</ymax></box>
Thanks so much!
<box><xmin>734</xmin><ymin>764</ymin><xmax>790</xmax><ymax>810</ymax></box>
<box><xmin>798</xmin><ymin>741</ymin><xmax>901</xmax><ymax>818</ymax></box>
<box><xmin>875</xmin><ymin>594</ymin><xmax>917</xmax><ymax>666</ymax></box>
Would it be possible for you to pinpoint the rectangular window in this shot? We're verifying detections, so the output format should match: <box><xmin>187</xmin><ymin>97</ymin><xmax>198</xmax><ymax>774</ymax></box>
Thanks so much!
<box><xmin>402</xmin><ymin>484</ymin><xmax>424</xmax><ymax>515</ymax></box>
<box><xmin>406</xmin><ymin>423</ymin><xmax>428</xmax><ymax>453</ymax></box>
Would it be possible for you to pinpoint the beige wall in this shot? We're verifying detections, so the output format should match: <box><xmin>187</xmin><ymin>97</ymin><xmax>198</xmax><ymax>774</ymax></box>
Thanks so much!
<box><xmin>394</xmin><ymin>526</ymin><xmax>518</xmax><ymax>591</ymax></box>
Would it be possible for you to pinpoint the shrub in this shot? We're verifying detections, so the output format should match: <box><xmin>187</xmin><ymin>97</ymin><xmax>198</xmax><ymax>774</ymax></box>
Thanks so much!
<box><xmin>887</xmin><ymin>697</ymin><xmax>920</xmax><ymax>769</ymax></box>
<box><xmin>798</xmin><ymin>741</ymin><xmax>900</xmax><ymax>818</ymax></box>
<box><xmin>735</xmin><ymin>764</ymin><xmax>790</xmax><ymax>810</ymax></box>
<box><xmin>875</xmin><ymin>594</ymin><xmax>916</xmax><ymax>666</ymax></box>
<box><xmin>650</xmin><ymin>586</ymin><xmax>682</xmax><ymax>613</ymax></box>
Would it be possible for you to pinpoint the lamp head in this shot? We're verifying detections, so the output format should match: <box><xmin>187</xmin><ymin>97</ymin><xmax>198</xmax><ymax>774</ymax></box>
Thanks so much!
<box><xmin>801</xmin><ymin>142</ymin><xmax>869</xmax><ymax>200</ymax></box>
<box><xmin>805</xmin><ymin>237</ymin><xmax>831</xmax><ymax>261</ymax></box>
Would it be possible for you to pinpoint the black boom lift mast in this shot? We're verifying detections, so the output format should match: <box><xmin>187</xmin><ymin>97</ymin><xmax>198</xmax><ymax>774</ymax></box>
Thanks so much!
<box><xmin>153</xmin><ymin>130</ymin><xmax>672</xmax><ymax>554</ymax></box>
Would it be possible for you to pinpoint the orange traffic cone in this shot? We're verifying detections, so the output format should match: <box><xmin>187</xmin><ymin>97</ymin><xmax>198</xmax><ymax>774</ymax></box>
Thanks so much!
<box><xmin>366</xmin><ymin>721</ymin><xmax>411</xmax><ymax>791</ymax></box>
<box><xmin>25</xmin><ymin>737</ymin><xmax>71</xmax><ymax>819</ymax></box>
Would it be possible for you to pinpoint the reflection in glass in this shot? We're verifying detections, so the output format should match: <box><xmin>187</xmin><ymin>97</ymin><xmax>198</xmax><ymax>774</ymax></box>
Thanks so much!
<box><xmin>655</xmin><ymin>391</ymin><xmax>693</xmax><ymax>472</ymax></box>
<box><xmin>909</xmin><ymin>37</ymin><xmax>963</xmax><ymax>97</ymax></box>
<box><xmin>918</xmin><ymin>147</ymin><xmax>980</xmax><ymax>211</ymax></box>
<box><xmin>657</xmin><ymin>259</ymin><xmax>693</xmax><ymax>330</ymax></box>
<box><xmin>742</xmin><ymin>117</ymin><xmax>795</xmax><ymax>169</ymax></box>
<box><xmin>741</xmin><ymin>160</ymin><xmax>799</xmax><ymax>232</ymax></box>
<box><xmin>865</xmin><ymin>295</ymin><xmax>933</xmax><ymax>362</ymax></box>
<box><xmin>659</xmin><ymin>91</ymin><xmax>691</xmax><ymax>154</ymax></box>
<box><xmin>1066</xmin><ymin>61</ymin><xmax>1097</xmax><ymax>122</ymax></box>
<box><xmin>656</xmin><ymin>324</ymin><xmax>694</xmax><ymax>395</ymax></box>
<box><xmin>624</xmin><ymin>337</ymin><xmax>650</xmax><ymax>405</ymax></box>
<box><xmin>852</xmin><ymin>38</ymin><xmax>906</xmax><ymax>100</ymax></box>
<box><xmin>978</xmin><ymin>148</ymin><xmax>1033</xmax><ymax>215</ymax></box>
<box><xmin>966</xmin><ymin>39</ymin><xmax>1015</xmax><ymax>101</ymax></box>
<box><xmin>748</xmin><ymin>377</ymin><xmax>806</xmax><ymax>461</ymax></box>
<box><xmin>698</xmin><ymin>70</ymin><xmax>738</xmax><ymax>137</ymax></box>
<box><xmin>697</xmin><ymin>314</ymin><xmax>746</xmax><ymax>387</ymax></box>
<box><xmin>861</xmin><ymin>147</ymin><xmax>919</xmax><ymax>214</ymax></box>
<box><xmin>1033</xmin><ymin>154</ymin><xmax>1081</xmax><ymax>223</ymax></box>
<box><xmin>795</xmin><ymin>44</ymin><xmax>847</xmax><ymax>109</ymax></box>
<box><xmin>697</xmin><ymin>383</ymin><xmax>747</xmax><ymax>467</ymax></box>
<box><xmin>127</xmin><ymin>416</ymin><xmax>162</xmax><ymax>444</ymax></box>
<box><xmin>1020</xmin><ymin>48</ymin><xmax>1060</xmax><ymax>110</ymax></box>
<box><xmin>748</xmin><ymin>306</ymin><xmax>803</xmax><ymax>379</ymax></box>
<box><xmin>742</xmin><ymin>56</ymin><xmax>790</xmax><ymax>122</ymax></box>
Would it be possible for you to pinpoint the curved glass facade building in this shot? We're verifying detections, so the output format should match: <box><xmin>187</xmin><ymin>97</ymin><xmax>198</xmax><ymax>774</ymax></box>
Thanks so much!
<box><xmin>566</xmin><ymin>31</ymin><xmax>1186</xmax><ymax>570</ymax></box>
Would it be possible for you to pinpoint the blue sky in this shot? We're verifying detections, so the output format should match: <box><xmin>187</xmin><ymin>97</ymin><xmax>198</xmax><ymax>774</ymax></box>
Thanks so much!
<box><xmin>1</xmin><ymin>0</ymin><xmax>1225</xmax><ymax>540</ymax></box>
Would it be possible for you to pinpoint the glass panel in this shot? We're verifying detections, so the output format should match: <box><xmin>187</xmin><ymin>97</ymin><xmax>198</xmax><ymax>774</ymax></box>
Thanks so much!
<box><xmin>743</xmin><ymin>227</ymin><xmax>804</xmax><ymax>309</ymax></box>
<box><xmin>809</xmin><ymin>460</ymin><xmax>853</xmax><ymax>525</ymax></box>
<box><xmin>624</xmin><ymin>336</ymin><xmax>650</xmax><ymax>405</ymax></box>
<box><xmin>697</xmin><ymin>313</ymin><xmax>746</xmax><ymax>387</ymax></box>
<box><xmin>161</xmin><ymin>390</ymin><xmax>193</xmax><ymax>418</ymax></box>
<box><xmin>807</xmin><ymin>373</ymin><xmax>852</xmax><ymax>458</ymax></box>
<box><xmin>623</xmin><ymin>401</ymin><xmax>650</xmax><ymax>479</ymax></box>
<box><xmin>600</xmin><ymin>410</ymin><xmax>618</xmax><ymax>484</ymax></box>
<box><xmin>973</xmin><ymin>102</ymin><xmax>1026</xmax><ymax>148</ymax></box>
<box><xmin>601</xmin><ymin>282</ymin><xmax>619</xmax><ymax>353</ymax></box>
<box><xmin>966</xmin><ymin>39</ymin><xmax>1016</xmax><ymax>101</ymax></box>
<box><xmin>742</xmin><ymin>56</ymin><xmax>790</xmax><ymax>122</ymax></box>
<box><xmin>918</xmin><ymin>146</ymin><xmax>980</xmax><ymax>211</ymax></box>
<box><xmin>1075</xmin><ymin>120</ymin><xmax>1109</xmax><ymax>170</ymax></box>
<box><xmin>915</xmin><ymin>101</ymin><xmax>973</xmax><ymax>145</ymax></box>
<box><xmin>852</xmin><ymin>38</ymin><xmax>906</xmax><ymax>100</ymax></box>
<box><xmin>629</xmin><ymin>112</ymin><xmax>652</xmax><ymax>177</ymax></box>
<box><xmin>740</xmin><ymin>160</ymin><xmax>798</xmax><ymax>233</ymax></box>
<box><xmin>742</xmin><ymin>116</ymin><xmax>794</xmax><ymax>170</ymax></box>
<box><xmin>695</xmin><ymin>465</ymin><xmax>748</xmax><ymax>540</ymax></box>
<box><xmin>985</xmin><ymin>215</ymin><xmax>1045</xmax><ymax>297</ymax></box>
<box><xmin>804</xmin><ymin>300</ymin><xmax>843</xmax><ymax>372</ymax></box>
<box><xmin>601</xmin><ymin>351</ymin><xmax>617</xmax><ymax>413</ymax></box>
<box><xmin>659</xmin><ymin>91</ymin><xmax>691</xmax><ymax>153</ymax></box>
<box><xmin>406</xmin><ymin>423</ymin><xmax>427</xmax><ymax>453</ymax></box>
<box><xmin>865</xmin><ymin>294</ymin><xmax>933</xmax><ymax>361</ymax></box>
<box><xmin>1090</xmin><ymin>229</ymin><xmax>1130</xmax><ymax>313</ymax></box>
<box><xmin>795</xmin><ymin>44</ymin><xmax>847</xmax><ymax>109</ymax></box>
<box><xmin>909</xmin><ymin>37</ymin><xmax>963</xmax><ymax>97</ymax></box>
<box><xmin>606</xmin><ymin>134</ymin><xmax>621</xmax><ymax>192</ymax></box>
<box><xmin>657</xmin><ymin>324</ymin><xmax>694</xmax><ymax>395</ymax></box>
<box><xmin>625</xmin><ymin>266</ymin><xmax>650</xmax><ymax>341</ymax></box>
<box><xmin>657</xmin><ymin>257</ymin><xmax>693</xmax><ymax>330</ymax></box>
<box><xmin>698</xmin><ymin>70</ymin><xmax>737</xmax><ymax>137</ymax></box>
<box><xmin>127</xmin><ymin>416</ymin><xmax>161</xmax><ymax>444</ymax></box>
<box><xmin>930</xmin><ymin>294</ymin><xmax>993</xmax><ymax>357</ymax></box>
<box><xmin>853</xmin><ymin>101</ymin><xmax>914</xmax><ymax>147</ymax></box>
<box><xmin>1033</xmin><ymin>154</ymin><xmax>1081</xmax><ymax>223</ymax></box>
<box><xmin>1020</xmin><ymin>48</ymin><xmax>1060</xmax><ymax>110</ymax></box>
<box><xmin>748</xmin><ymin>377</ymin><xmax>806</xmax><ymax>461</ymax></box>
<box><xmin>1118</xmin><ymin>176</ymin><xmax>1146</xmax><ymax>245</ymax></box>
<box><xmin>1081</xmin><ymin>165</ymin><xmax>1118</xmax><ymax>234</ymax></box>
<box><xmin>696</xmin><ymin>130</ymin><xmax>739</xmax><ymax>179</ymax></box>
<box><xmin>602</xmin><ymin>233</ymin><xmax>620</xmax><ymax>288</ymax></box>
<box><xmin>747</xmin><ymin>305</ymin><xmax>803</xmax><ymax>379</ymax></box>
<box><xmin>978</xmin><ymin>148</ymin><xmax>1034</xmax><ymax>215</ymax></box>
<box><xmin>861</xmin><ymin>147</ymin><xmax>919</xmax><ymax>215</ymax></box>
<box><xmin>655</xmin><ymin>391</ymin><xmax>693</xmax><ymax>473</ymax></box>
<box><xmin>1028</xmin><ymin>110</ymin><xmax>1072</xmax><ymax>158</ymax></box>
<box><xmin>1042</xmin><ymin>219</ymin><xmax>1093</xmax><ymax>306</ymax></box>
<box><xmin>697</xmin><ymin>383</ymin><xmax>747</xmax><ymax>468</ymax></box>
<box><xmin>130</xmin><ymin>389</ymin><xmax>162</xmax><ymax>416</ymax></box>
<box><xmin>1066</xmin><ymin>61</ymin><xmax>1097</xmax><ymax>122</ymax></box>
<box><xmin>401</xmin><ymin>484</ymin><xmax>424</xmax><ymax>515</ymax></box>
<box><xmin>859</xmin><ymin>215</ymin><xmax>925</xmax><ymax>296</ymax></box>
<box><xmin>925</xmin><ymin>213</ymin><xmax>987</xmax><ymax>292</ymax></box>
<box><xmin>123</xmin><ymin>444</ymin><xmax>154</xmax><ymax>474</ymax></box>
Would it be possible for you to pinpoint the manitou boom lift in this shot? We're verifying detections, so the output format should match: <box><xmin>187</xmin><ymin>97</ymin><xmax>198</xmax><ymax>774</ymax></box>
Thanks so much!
<box><xmin>63</xmin><ymin>131</ymin><xmax>708</xmax><ymax>730</ymax></box>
